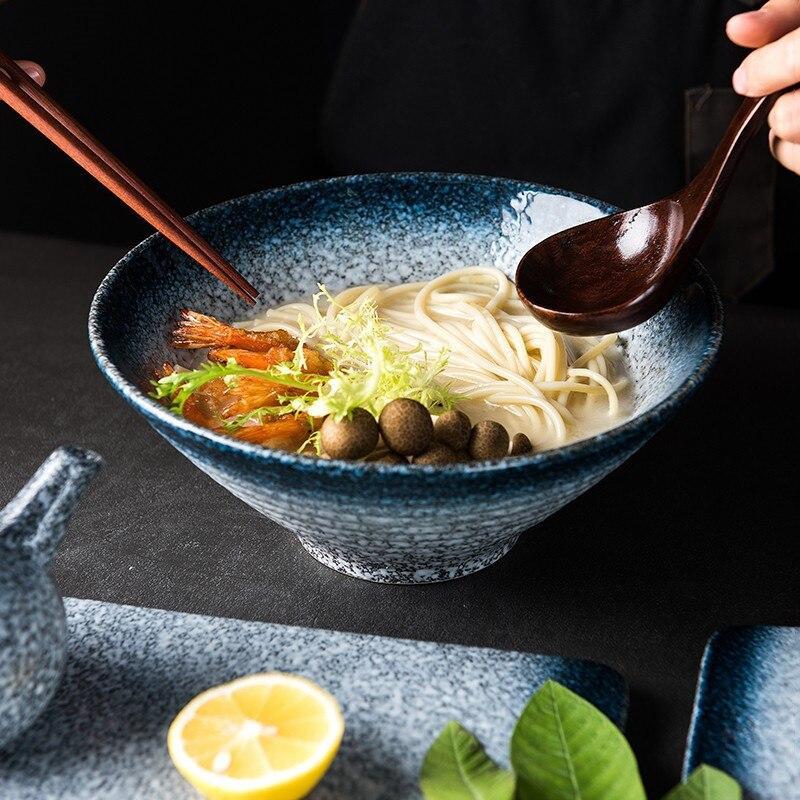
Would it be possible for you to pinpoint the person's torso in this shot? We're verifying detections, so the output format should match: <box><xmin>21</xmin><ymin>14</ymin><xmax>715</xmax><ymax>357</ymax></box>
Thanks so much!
<box><xmin>323</xmin><ymin>0</ymin><xmax>792</xmax><ymax>300</ymax></box>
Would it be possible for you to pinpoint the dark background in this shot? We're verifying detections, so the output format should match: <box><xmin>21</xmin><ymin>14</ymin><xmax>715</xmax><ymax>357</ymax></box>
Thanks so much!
<box><xmin>1</xmin><ymin>0</ymin><xmax>798</xmax><ymax>304</ymax></box>
<box><xmin>0</xmin><ymin>1</ymin><xmax>356</xmax><ymax>244</ymax></box>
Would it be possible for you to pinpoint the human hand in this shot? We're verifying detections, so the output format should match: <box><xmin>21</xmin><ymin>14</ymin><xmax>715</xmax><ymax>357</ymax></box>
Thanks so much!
<box><xmin>728</xmin><ymin>1</ymin><xmax>800</xmax><ymax>174</ymax></box>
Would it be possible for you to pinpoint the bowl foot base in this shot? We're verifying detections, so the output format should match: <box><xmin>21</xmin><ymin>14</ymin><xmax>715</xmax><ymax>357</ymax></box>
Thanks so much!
<box><xmin>296</xmin><ymin>534</ymin><xmax>521</xmax><ymax>584</ymax></box>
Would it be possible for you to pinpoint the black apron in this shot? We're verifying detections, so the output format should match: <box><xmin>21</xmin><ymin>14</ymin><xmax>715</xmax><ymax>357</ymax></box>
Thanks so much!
<box><xmin>321</xmin><ymin>0</ymin><xmax>787</xmax><ymax>300</ymax></box>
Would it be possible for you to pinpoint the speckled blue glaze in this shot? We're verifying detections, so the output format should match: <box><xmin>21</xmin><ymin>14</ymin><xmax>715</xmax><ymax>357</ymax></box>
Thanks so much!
<box><xmin>684</xmin><ymin>626</ymin><xmax>800</xmax><ymax>799</ymax></box>
<box><xmin>88</xmin><ymin>173</ymin><xmax>722</xmax><ymax>583</ymax></box>
<box><xmin>1</xmin><ymin>598</ymin><xmax>626</xmax><ymax>798</ymax></box>
<box><xmin>0</xmin><ymin>447</ymin><xmax>102</xmax><ymax>750</ymax></box>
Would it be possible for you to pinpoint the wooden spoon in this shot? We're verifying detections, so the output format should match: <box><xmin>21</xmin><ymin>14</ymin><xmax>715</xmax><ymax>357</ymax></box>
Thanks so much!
<box><xmin>515</xmin><ymin>93</ymin><xmax>779</xmax><ymax>335</ymax></box>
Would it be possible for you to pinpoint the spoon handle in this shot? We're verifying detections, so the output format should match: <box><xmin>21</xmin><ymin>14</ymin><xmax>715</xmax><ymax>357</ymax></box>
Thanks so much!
<box><xmin>680</xmin><ymin>92</ymin><xmax>780</xmax><ymax>221</ymax></box>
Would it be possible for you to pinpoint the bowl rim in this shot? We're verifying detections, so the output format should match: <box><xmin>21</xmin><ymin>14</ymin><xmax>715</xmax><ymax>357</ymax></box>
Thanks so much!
<box><xmin>88</xmin><ymin>171</ymin><xmax>723</xmax><ymax>477</ymax></box>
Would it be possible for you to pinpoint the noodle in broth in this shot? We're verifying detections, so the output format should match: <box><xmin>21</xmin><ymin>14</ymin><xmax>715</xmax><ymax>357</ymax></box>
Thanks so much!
<box><xmin>238</xmin><ymin>267</ymin><xmax>629</xmax><ymax>450</ymax></box>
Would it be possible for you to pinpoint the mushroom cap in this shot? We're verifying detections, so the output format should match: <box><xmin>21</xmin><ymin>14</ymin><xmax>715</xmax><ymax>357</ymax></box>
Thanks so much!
<box><xmin>433</xmin><ymin>409</ymin><xmax>472</xmax><ymax>452</ymax></box>
<box><xmin>412</xmin><ymin>442</ymin><xmax>459</xmax><ymax>466</ymax></box>
<box><xmin>468</xmin><ymin>420</ymin><xmax>510</xmax><ymax>460</ymax></box>
<box><xmin>510</xmin><ymin>432</ymin><xmax>533</xmax><ymax>456</ymax></box>
<box><xmin>379</xmin><ymin>398</ymin><xmax>433</xmax><ymax>456</ymax></box>
<box><xmin>320</xmin><ymin>408</ymin><xmax>379</xmax><ymax>459</ymax></box>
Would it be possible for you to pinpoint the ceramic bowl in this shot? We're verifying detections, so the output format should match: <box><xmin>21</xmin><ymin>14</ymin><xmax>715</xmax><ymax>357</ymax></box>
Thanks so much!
<box><xmin>89</xmin><ymin>173</ymin><xmax>722</xmax><ymax>583</ymax></box>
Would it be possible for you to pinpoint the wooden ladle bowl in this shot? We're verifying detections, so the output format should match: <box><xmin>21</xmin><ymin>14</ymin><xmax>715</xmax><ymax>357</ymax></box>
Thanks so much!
<box><xmin>516</xmin><ymin>93</ymin><xmax>779</xmax><ymax>335</ymax></box>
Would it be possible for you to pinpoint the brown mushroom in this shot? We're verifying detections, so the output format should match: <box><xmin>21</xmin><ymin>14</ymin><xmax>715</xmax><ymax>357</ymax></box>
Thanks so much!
<box><xmin>433</xmin><ymin>409</ymin><xmax>472</xmax><ymax>452</ymax></box>
<box><xmin>510</xmin><ymin>432</ymin><xmax>533</xmax><ymax>456</ymax></box>
<box><xmin>468</xmin><ymin>420</ymin><xmax>510</xmax><ymax>460</ymax></box>
<box><xmin>412</xmin><ymin>443</ymin><xmax>459</xmax><ymax>466</ymax></box>
<box><xmin>379</xmin><ymin>398</ymin><xmax>433</xmax><ymax>456</ymax></box>
<box><xmin>320</xmin><ymin>408</ymin><xmax>379</xmax><ymax>459</ymax></box>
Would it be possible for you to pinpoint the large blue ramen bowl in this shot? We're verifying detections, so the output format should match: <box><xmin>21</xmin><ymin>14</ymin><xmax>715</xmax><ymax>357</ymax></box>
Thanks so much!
<box><xmin>89</xmin><ymin>173</ymin><xmax>722</xmax><ymax>583</ymax></box>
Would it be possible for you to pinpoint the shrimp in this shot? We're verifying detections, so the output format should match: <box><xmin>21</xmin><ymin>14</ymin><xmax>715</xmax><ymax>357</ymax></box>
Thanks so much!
<box><xmin>178</xmin><ymin>376</ymin><xmax>286</xmax><ymax>427</ymax></box>
<box><xmin>232</xmin><ymin>414</ymin><xmax>311</xmax><ymax>451</ymax></box>
<box><xmin>207</xmin><ymin>346</ymin><xmax>296</xmax><ymax>368</ymax></box>
<box><xmin>182</xmin><ymin>381</ymin><xmax>310</xmax><ymax>452</ymax></box>
<box><xmin>155</xmin><ymin>362</ymin><xmax>224</xmax><ymax>417</ymax></box>
<box><xmin>219</xmin><ymin>377</ymin><xmax>285</xmax><ymax>417</ymax></box>
<box><xmin>182</xmin><ymin>378</ymin><xmax>228</xmax><ymax>429</ymax></box>
<box><xmin>207</xmin><ymin>347</ymin><xmax>330</xmax><ymax>375</ymax></box>
<box><xmin>172</xmin><ymin>310</ymin><xmax>296</xmax><ymax>351</ymax></box>
<box><xmin>161</xmin><ymin>309</ymin><xmax>326</xmax><ymax>453</ymax></box>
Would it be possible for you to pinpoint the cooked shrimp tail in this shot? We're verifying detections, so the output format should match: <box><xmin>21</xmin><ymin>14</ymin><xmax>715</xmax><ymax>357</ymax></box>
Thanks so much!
<box><xmin>172</xmin><ymin>310</ymin><xmax>297</xmax><ymax>351</ymax></box>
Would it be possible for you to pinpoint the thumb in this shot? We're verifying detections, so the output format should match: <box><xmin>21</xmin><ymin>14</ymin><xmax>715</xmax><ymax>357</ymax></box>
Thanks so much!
<box><xmin>727</xmin><ymin>0</ymin><xmax>800</xmax><ymax>48</ymax></box>
<box><xmin>15</xmin><ymin>60</ymin><xmax>46</xmax><ymax>87</ymax></box>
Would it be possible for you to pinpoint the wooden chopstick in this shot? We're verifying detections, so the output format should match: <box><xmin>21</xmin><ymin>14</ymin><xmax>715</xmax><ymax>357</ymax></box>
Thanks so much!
<box><xmin>0</xmin><ymin>51</ymin><xmax>258</xmax><ymax>304</ymax></box>
<box><xmin>0</xmin><ymin>54</ymin><xmax>257</xmax><ymax>304</ymax></box>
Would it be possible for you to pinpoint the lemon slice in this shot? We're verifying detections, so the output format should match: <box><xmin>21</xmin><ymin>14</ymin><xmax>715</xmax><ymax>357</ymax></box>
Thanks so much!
<box><xmin>167</xmin><ymin>673</ymin><xmax>345</xmax><ymax>800</ymax></box>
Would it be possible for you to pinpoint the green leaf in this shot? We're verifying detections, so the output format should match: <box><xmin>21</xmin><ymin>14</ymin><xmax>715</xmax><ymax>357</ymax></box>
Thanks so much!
<box><xmin>661</xmin><ymin>765</ymin><xmax>741</xmax><ymax>800</ymax></box>
<box><xmin>420</xmin><ymin>721</ymin><xmax>516</xmax><ymax>800</ymax></box>
<box><xmin>510</xmin><ymin>680</ymin><xmax>646</xmax><ymax>800</ymax></box>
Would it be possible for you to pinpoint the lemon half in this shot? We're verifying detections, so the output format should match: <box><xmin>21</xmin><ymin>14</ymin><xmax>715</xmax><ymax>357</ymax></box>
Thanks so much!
<box><xmin>167</xmin><ymin>673</ymin><xmax>345</xmax><ymax>800</ymax></box>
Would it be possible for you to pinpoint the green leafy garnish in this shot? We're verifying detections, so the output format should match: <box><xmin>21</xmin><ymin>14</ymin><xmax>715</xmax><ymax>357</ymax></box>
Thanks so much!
<box><xmin>153</xmin><ymin>288</ymin><xmax>460</xmax><ymax>428</ymax></box>
<box><xmin>661</xmin><ymin>766</ymin><xmax>741</xmax><ymax>800</ymax></box>
<box><xmin>151</xmin><ymin>360</ymin><xmax>318</xmax><ymax>415</ymax></box>
<box><xmin>420</xmin><ymin>721</ymin><xmax>515</xmax><ymax>800</ymax></box>
<box><xmin>510</xmin><ymin>680</ymin><xmax>645</xmax><ymax>800</ymax></box>
<box><xmin>221</xmin><ymin>405</ymin><xmax>290</xmax><ymax>432</ymax></box>
<box><xmin>285</xmin><ymin>286</ymin><xmax>459</xmax><ymax>421</ymax></box>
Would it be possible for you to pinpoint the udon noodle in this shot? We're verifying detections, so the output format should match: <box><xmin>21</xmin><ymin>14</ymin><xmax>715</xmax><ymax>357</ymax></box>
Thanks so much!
<box><xmin>238</xmin><ymin>267</ymin><xmax>629</xmax><ymax>450</ymax></box>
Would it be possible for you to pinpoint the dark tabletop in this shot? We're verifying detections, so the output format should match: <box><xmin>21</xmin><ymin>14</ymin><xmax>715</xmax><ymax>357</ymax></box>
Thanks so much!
<box><xmin>1</xmin><ymin>230</ymin><xmax>798</xmax><ymax>795</ymax></box>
